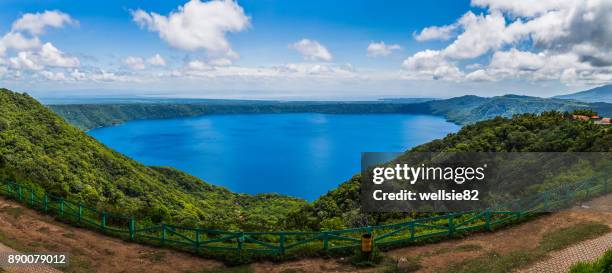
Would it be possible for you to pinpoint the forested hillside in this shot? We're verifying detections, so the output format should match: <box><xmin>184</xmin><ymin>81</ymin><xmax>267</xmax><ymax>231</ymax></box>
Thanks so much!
<box><xmin>292</xmin><ymin>111</ymin><xmax>612</xmax><ymax>230</ymax></box>
<box><xmin>555</xmin><ymin>84</ymin><xmax>612</xmax><ymax>103</ymax></box>
<box><xmin>3</xmin><ymin>88</ymin><xmax>612</xmax><ymax>233</ymax></box>
<box><xmin>0</xmin><ymin>89</ymin><xmax>305</xmax><ymax>231</ymax></box>
<box><xmin>48</xmin><ymin>94</ymin><xmax>612</xmax><ymax>130</ymax></box>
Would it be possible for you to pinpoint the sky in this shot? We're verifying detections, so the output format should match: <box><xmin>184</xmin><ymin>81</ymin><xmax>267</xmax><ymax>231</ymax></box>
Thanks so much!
<box><xmin>0</xmin><ymin>0</ymin><xmax>610</xmax><ymax>99</ymax></box>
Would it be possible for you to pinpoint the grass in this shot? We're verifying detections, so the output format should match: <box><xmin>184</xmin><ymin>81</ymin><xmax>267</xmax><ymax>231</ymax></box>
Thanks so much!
<box><xmin>539</xmin><ymin>222</ymin><xmax>611</xmax><ymax>252</ymax></box>
<box><xmin>0</xmin><ymin>206</ymin><xmax>23</xmax><ymax>219</ymax></box>
<box><xmin>569</xmin><ymin>248</ymin><xmax>612</xmax><ymax>273</ymax></box>
<box><xmin>0</xmin><ymin>229</ymin><xmax>31</xmax><ymax>252</ymax></box>
<box><xmin>64</xmin><ymin>257</ymin><xmax>94</xmax><ymax>273</ymax></box>
<box><xmin>378</xmin><ymin>242</ymin><xmax>483</xmax><ymax>272</ymax></box>
<box><xmin>440</xmin><ymin>221</ymin><xmax>611</xmax><ymax>273</ymax></box>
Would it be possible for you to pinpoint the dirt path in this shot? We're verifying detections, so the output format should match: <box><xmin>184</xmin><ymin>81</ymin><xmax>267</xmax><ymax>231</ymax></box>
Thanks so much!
<box><xmin>0</xmin><ymin>196</ymin><xmax>223</xmax><ymax>273</ymax></box>
<box><xmin>0</xmin><ymin>194</ymin><xmax>610</xmax><ymax>273</ymax></box>
<box><xmin>253</xmin><ymin>194</ymin><xmax>612</xmax><ymax>273</ymax></box>
<box><xmin>521</xmin><ymin>232</ymin><xmax>612</xmax><ymax>273</ymax></box>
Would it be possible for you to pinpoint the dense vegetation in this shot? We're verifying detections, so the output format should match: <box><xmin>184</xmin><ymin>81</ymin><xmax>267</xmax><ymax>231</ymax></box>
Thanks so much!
<box><xmin>0</xmin><ymin>89</ymin><xmax>305</xmax><ymax>231</ymax></box>
<box><xmin>294</xmin><ymin>111</ymin><xmax>612</xmax><ymax>230</ymax></box>
<box><xmin>2</xmin><ymin>88</ymin><xmax>612</xmax><ymax>233</ymax></box>
<box><xmin>48</xmin><ymin>102</ymin><xmax>431</xmax><ymax>130</ymax></box>
<box><xmin>49</xmin><ymin>93</ymin><xmax>612</xmax><ymax>130</ymax></box>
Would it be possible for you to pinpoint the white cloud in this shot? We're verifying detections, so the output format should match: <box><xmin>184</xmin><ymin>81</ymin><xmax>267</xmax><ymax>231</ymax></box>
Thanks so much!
<box><xmin>9</xmin><ymin>52</ymin><xmax>43</xmax><ymax>70</ymax></box>
<box><xmin>40</xmin><ymin>70</ymin><xmax>67</xmax><ymax>81</ymax></box>
<box><xmin>38</xmin><ymin>43</ymin><xmax>79</xmax><ymax>67</ymax></box>
<box><xmin>441</xmin><ymin>11</ymin><xmax>512</xmax><ymax>60</ymax></box>
<box><xmin>209</xmin><ymin>58</ymin><xmax>232</xmax><ymax>66</ymax></box>
<box><xmin>70</xmin><ymin>69</ymin><xmax>86</xmax><ymax>81</ymax></box>
<box><xmin>401</xmin><ymin>50</ymin><xmax>463</xmax><ymax>81</ymax></box>
<box><xmin>132</xmin><ymin>0</ymin><xmax>249</xmax><ymax>59</ymax></box>
<box><xmin>405</xmin><ymin>0</ymin><xmax>612</xmax><ymax>85</ymax></box>
<box><xmin>124</xmin><ymin>54</ymin><xmax>166</xmax><ymax>70</ymax></box>
<box><xmin>465</xmin><ymin>69</ymin><xmax>495</xmax><ymax>82</ymax></box>
<box><xmin>471</xmin><ymin>0</ymin><xmax>573</xmax><ymax>18</ymax></box>
<box><xmin>289</xmin><ymin>39</ymin><xmax>332</xmax><ymax>61</ymax></box>
<box><xmin>8</xmin><ymin>43</ymin><xmax>78</xmax><ymax>71</ymax></box>
<box><xmin>414</xmin><ymin>24</ymin><xmax>457</xmax><ymax>41</ymax></box>
<box><xmin>124</xmin><ymin>56</ymin><xmax>146</xmax><ymax>70</ymax></box>
<box><xmin>0</xmin><ymin>32</ymin><xmax>41</xmax><ymax>56</ymax></box>
<box><xmin>186</xmin><ymin>60</ymin><xmax>211</xmax><ymax>71</ymax></box>
<box><xmin>146</xmin><ymin>54</ymin><xmax>166</xmax><ymax>66</ymax></box>
<box><xmin>367</xmin><ymin>42</ymin><xmax>401</xmax><ymax>57</ymax></box>
<box><xmin>11</xmin><ymin>10</ymin><xmax>75</xmax><ymax>35</ymax></box>
<box><xmin>0</xmin><ymin>11</ymin><xmax>79</xmax><ymax>82</ymax></box>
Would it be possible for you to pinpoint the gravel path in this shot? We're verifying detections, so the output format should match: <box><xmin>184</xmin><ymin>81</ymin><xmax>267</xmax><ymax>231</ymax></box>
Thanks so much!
<box><xmin>521</xmin><ymin>232</ymin><xmax>612</xmax><ymax>273</ymax></box>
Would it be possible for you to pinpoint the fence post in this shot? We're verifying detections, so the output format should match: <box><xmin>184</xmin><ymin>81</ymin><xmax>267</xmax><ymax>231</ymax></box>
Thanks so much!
<box><xmin>17</xmin><ymin>184</ymin><xmax>22</xmax><ymax>201</ymax></box>
<box><xmin>564</xmin><ymin>185</ymin><xmax>572</xmax><ymax>207</ymax></box>
<box><xmin>409</xmin><ymin>221</ymin><xmax>415</xmax><ymax>241</ymax></box>
<box><xmin>101</xmin><ymin>212</ymin><xmax>106</xmax><ymax>230</ymax></box>
<box><xmin>279</xmin><ymin>233</ymin><xmax>285</xmax><ymax>254</ymax></box>
<box><xmin>129</xmin><ymin>218</ymin><xmax>135</xmax><ymax>241</ymax></box>
<box><xmin>7</xmin><ymin>182</ymin><xmax>12</xmax><ymax>196</ymax></box>
<box><xmin>29</xmin><ymin>189</ymin><xmax>34</xmax><ymax>206</ymax></box>
<box><xmin>43</xmin><ymin>194</ymin><xmax>48</xmax><ymax>212</ymax></box>
<box><xmin>485</xmin><ymin>209</ymin><xmax>492</xmax><ymax>231</ymax></box>
<box><xmin>448</xmin><ymin>214</ymin><xmax>455</xmax><ymax>237</ymax></box>
<box><xmin>59</xmin><ymin>198</ymin><xmax>64</xmax><ymax>217</ymax></box>
<box><xmin>78</xmin><ymin>204</ymin><xmax>83</xmax><ymax>222</ymax></box>
<box><xmin>161</xmin><ymin>223</ymin><xmax>166</xmax><ymax>245</ymax></box>
<box><xmin>195</xmin><ymin>229</ymin><xmax>200</xmax><ymax>249</ymax></box>
<box><xmin>322</xmin><ymin>232</ymin><xmax>329</xmax><ymax>251</ymax></box>
<box><xmin>237</xmin><ymin>232</ymin><xmax>244</xmax><ymax>255</ymax></box>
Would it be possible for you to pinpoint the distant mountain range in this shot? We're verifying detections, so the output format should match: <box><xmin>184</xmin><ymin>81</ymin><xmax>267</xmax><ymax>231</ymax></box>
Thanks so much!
<box><xmin>554</xmin><ymin>84</ymin><xmax>612</xmax><ymax>103</ymax></box>
<box><xmin>48</xmin><ymin>93</ymin><xmax>612</xmax><ymax>130</ymax></box>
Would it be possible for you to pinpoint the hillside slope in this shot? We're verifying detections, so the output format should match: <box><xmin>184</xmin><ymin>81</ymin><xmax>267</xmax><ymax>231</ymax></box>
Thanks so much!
<box><xmin>430</xmin><ymin>95</ymin><xmax>593</xmax><ymax>124</ymax></box>
<box><xmin>293</xmin><ymin>111</ymin><xmax>612</xmax><ymax>230</ymax></box>
<box><xmin>0</xmin><ymin>89</ymin><xmax>304</xmax><ymax>231</ymax></box>
<box><xmin>555</xmin><ymin>85</ymin><xmax>612</xmax><ymax>103</ymax></box>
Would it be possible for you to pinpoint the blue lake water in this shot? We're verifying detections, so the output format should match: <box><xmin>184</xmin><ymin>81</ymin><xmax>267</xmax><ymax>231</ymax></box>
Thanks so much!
<box><xmin>88</xmin><ymin>113</ymin><xmax>459</xmax><ymax>200</ymax></box>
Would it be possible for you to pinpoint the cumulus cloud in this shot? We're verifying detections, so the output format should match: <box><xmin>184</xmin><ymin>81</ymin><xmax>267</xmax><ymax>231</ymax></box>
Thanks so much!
<box><xmin>0</xmin><ymin>32</ymin><xmax>41</xmax><ymax>56</ymax></box>
<box><xmin>289</xmin><ymin>39</ymin><xmax>332</xmax><ymax>61</ymax></box>
<box><xmin>11</xmin><ymin>10</ymin><xmax>76</xmax><ymax>35</ymax></box>
<box><xmin>124</xmin><ymin>56</ymin><xmax>146</xmax><ymax>70</ymax></box>
<box><xmin>147</xmin><ymin>53</ymin><xmax>166</xmax><ymax>66</ymax></box>
<box><xmin>414</xmin><ymin>24</ymin><xmax>458</xmax><ymax>41</ymax></box>
<box><xmin>186</xmin><ymin>60</ymin><xmax>211</xmax><ymax>71</ymax></box>
<box><xmin>124</xmin><ymin>54</ymin><xmax>166</xmax><ymax>70</ymax></box>
<box><xmin>471</xmin><ymin>0</ymin><xmax>573</xmax><ymax>18</ymax></box>
<box><xmin>0</xmin><ymin>11</ymin><xmax>79</xmax><ymax>83</ymax></box>
<box><xmin>8</xmin><ymin>43</ymin><xmax>79</xmax><ymax>70</ymax></box>
<box><xmin>131</xmin><ymin>0</ymin><xmax>249</xmax><ymax>59</ymax></box>
<box><xmin>404</xmin><ymin>0</ymin><xmax>612</xmax><ymax>85</ymax></box>
<box><xmin>401</xmin><ymin>50</ymin><xmax>463</xmax><ymax>80</ymax></box>
<box><xmin>39</xmin><ymin>70</ymin><xmax>67</xmax><ymax>81</ymax></box>
<box><xmin>367</xmin><ymin>42</ymin><xmax>401</xmax><ymax>57</ymax></box>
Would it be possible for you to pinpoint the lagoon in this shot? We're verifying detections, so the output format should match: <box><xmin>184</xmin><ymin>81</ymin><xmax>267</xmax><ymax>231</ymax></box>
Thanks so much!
<box><xmin>88</xmin><ymin>113</ymin><xmax>459</xmax><ymax>200</ymax></box>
